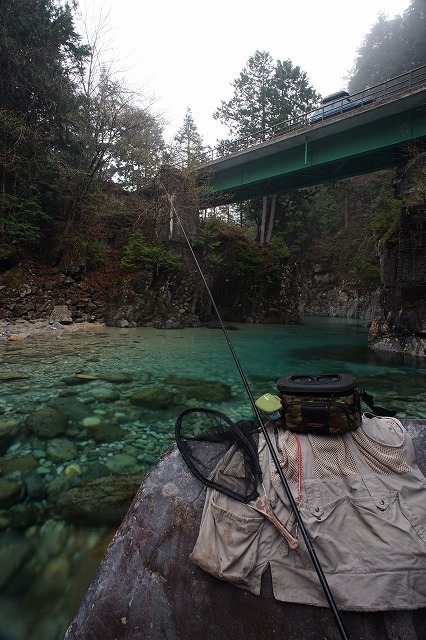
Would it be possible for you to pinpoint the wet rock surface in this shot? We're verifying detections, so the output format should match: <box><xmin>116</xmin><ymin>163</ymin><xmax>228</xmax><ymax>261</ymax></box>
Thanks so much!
<box><xmin>55</xmin><ymin>474</ymin><xmax>144</xmax><ymax>525</ymax></box>
<box><xmin>65</xmin><ymin>420</ymin><xmax>426</xmax><ymax>640</ymax></box>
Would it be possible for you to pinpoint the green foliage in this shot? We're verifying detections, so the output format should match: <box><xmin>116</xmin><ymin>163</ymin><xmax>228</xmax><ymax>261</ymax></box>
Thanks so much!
<box><xmin>170</xmin><ymin>107</ymin><xmax>208</xmax><ymax>167</ymax></box>
<box><xmin>195</xmin><ymin>217</ymin><xmax>260</xmax><ymax>276</ymax></box>
<box><xmin>348</xmin><ymin>0</ymin><xmax>426</xmax><ymax>92</ymax></box>
<box><xmin>304</xmin><ymin>173</ymin><xmax>402</xmax><ymax>289</ymax></box>
<box><xmin>108</xmin><ymin>106</ymin><xmax>164</xmax><ymax>190</ymax></box>
<box><xmin>0</xmin><ymin>0</ymin><xmax>88</xmax><ymax>131</ymax></box>
<box><xmin>353</xmin><ymin>249</ymin><xmax>381</xmax><ymax>289</ymax></box>
<box><xmin>0</xmin><ymin>0</ymin><xmax>165</xmax><ymax>239</ymax></box>
<box><xmin>371</xmin><ymin>189</ymin><xmax>402</xmax><ymax>247</ymax></box>
<box><xmin>0</xmin><ymin>0</ymin><xmax>90</xmax><ymax>233</ymax></box>
<box><xmin>0</xmin><ymin>194</ymin><xmax>50</xmax><ymax>244</ymax></box>
<box><xmin>267</xmin><ymin>234</ymin><xmax>290</xmax><ymax>261</ymax></box>
<box><xmin>214</xmin><ymin>50</ymin><xmax>320</xmax><ymax>141</ymax></box>
<box><xmin>121</xmin><ymin>233</ymin><xmax>181</xmax><ymax>272</ymax></box>
<box><xmin>86</xmin><ymin>239</ymin><xmax>111</xmax><ymax>270</ymax></box>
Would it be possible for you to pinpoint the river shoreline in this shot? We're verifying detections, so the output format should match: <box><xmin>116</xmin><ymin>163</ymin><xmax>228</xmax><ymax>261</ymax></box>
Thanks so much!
<box><xmin>0</xmin><ymin>318</ymin><xmax>106</xmax><ymax>340</ymax></box>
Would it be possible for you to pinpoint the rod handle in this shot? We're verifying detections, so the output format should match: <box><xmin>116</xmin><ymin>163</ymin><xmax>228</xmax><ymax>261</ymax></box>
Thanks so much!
<box><xmin>252</xmin><ymin>495</ymin><xmax>299</xmax><ymax>550</ymax></box>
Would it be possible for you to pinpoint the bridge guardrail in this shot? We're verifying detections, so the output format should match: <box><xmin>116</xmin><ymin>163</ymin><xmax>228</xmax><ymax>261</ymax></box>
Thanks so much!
<box><xmin>209</xmin><ymin>65</ymin><xmax>426</xmax><ymax>161</ymax></box>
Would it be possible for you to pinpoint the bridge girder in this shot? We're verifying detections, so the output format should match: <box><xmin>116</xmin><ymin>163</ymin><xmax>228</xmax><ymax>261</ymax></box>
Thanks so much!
<box><xmin>199</xmin><ymin>89</ymin><xmax>426</xmax><ymax>205</ymax></box>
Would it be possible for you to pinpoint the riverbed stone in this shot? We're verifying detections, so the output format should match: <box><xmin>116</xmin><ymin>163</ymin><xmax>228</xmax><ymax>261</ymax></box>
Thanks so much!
<box><xmin>105</xmin><ymin>453</ymin><xmax>139</xmax><ymax>475</ymax></box>
<box><xmin>63</xmin><ymin>463</ymin><xmax>83</xmax><ymax>477</ymax></box>
<box><xmin>46</xmin><ymin>438</ymin><xmax>78</xmax><ymax>463</ymax></box>
<box><xmin>81</xmin><ymin>461</ymin><xmax>110</xmax><ymax>482</ymax></box>
<box><xmin>23</xmin><ymin>470</ymin><xmax>47</xmax><ymax>500</ymax></box>
<box><xmin>90</xmin><ymin>423</ymin><xmax>126</xmax><ymax>443</ymax></box>
<box><xmin>0</xmin><ymin>372</ymin><xmax>30</xmax><ymax>381</ymax></box>
<box><xmin>90</xmin><ymin>387</ymin><xmax>120</xmax><ymax>403</ymax></box>
<box><xmin>0</xmin><ymin>453</ymin><xmax>39</xmax><ymax>476</ymax></box>
<box><xmin>47</xmin><ymin>476</ymin><xmax>74</xmax><ymax>499</ymax></box>
<box><xmin>0</xmin><ymin>478</ymin><xmax>25</xmax><ymax>507</ymax></box>
<box><xmin>0</xmin><ymin>533</ymin><xmax>33</xmax><ymax>590</ymax></box>
<box><xmin>129</xmin><ymin>387</ymin><xmax>178</xmax><ymax>409</ymax></box>
<box><xmin>165</xmin><ymin>376</ymin><xmax>233</xmax><ymax>402</ymax></box>
<box><xmin>0</xmin><ymin>417</ymin><xmax>22</xmax><ymax>454</ymax></box>
<box><xmin>81</xmin><ymin>416</ymin><xmax>101</xmax><ymax>428</ymax></box>
<box><xmin>61</xmin><ymin>376</ymin><xmax>95</xmax><ymax>386</ymax></box>
<box><xmin>0</xmin><ymin>500</ymin><xmax>49</xmax><ymax>530</ymax></box>
<box><xmin>98</xmin><ymin>373</ymin><xmax>134</xmax><ymax>383</ymax></box>
<box><xmin>48</xmin><ymin>398</ymin><xmax>93</xmax><ymax>423</ymax></box>
<box><xmin>26</xmin><ymin>407</ymin><xmax>68</xmax><ymax>438</ymax></box>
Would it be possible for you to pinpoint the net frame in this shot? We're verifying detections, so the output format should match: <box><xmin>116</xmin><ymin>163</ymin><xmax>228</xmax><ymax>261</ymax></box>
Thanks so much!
<box><xmin>175</xmin><ymin>407</ymin><xmax>261</xmax><ymax>504</ymax></box>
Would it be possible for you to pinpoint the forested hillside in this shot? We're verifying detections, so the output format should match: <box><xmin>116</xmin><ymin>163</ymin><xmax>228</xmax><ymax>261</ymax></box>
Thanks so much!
<box><xmin>0</xmin><ymin>0</ymin><xmax>425</xmax><ymax>330</ymax></box>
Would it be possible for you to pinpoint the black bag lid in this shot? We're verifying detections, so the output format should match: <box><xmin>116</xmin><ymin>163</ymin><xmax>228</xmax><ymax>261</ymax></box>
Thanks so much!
<box><xmin>277</xmin><ymin>373</ymin><xmax>358</xmax><ymax>395</ymax></box>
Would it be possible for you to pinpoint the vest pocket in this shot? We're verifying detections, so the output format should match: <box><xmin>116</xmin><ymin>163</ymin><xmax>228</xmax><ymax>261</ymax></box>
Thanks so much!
<box><xmin>293</xmin><ymin>496</ymin><xmax>360</xmax><ymax>573</ymax></box>
<box><xmin>190</xmin><ymin>490</ymin><xmax>264</xmax><ymax>585</ymax></box>
<box><xmin>294</xmin><ymin>489</ymin><xmax>426</xmax><ymax>574</ymax></box>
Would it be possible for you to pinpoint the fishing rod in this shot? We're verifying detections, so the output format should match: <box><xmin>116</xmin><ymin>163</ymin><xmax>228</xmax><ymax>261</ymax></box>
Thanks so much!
<box><xmin>163</xmin><ymin>187</ymin><xmax>350</xmax><ymax>640</ymax></box>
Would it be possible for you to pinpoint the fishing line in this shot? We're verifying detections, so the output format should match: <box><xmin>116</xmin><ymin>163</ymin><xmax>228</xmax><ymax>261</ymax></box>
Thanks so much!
<box><xmin>162</xmin><ymin>185</ymin><xmax>350</xmax><ymax>640</ymax></box>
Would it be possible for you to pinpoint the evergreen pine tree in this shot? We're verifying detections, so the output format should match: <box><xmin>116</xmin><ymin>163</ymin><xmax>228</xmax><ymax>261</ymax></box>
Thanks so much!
<box><xmin>171</xmin><ymin>107</ymin><xmax>207</xmax><ymax>167</ymax></box>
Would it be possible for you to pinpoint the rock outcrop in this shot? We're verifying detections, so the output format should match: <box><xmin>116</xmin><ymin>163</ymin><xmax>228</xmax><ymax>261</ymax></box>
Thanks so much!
<box><xmin>367</xmin><ymin>153</ymin><xmax>426</xmax><ymax>358</ymax></box>
<box><xmin>369</xmin><ymin>204</ymin><xmax>426</xmax><ymax>358</ymax></box>
<box><xmin>65</xmin><ymin>420</ymin><xmax>426</xmax><ymax>640</ymax></box>
<box><xmin>301</xmin><ymin>267</ymin><xmax>380</xmax><ymax>320</ymax></box>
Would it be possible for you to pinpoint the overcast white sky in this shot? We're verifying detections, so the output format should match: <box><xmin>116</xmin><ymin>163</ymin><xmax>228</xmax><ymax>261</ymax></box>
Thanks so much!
<box><xmin>76</xmin><ymin>0</ymin><xmax>411</xmax><ymax>147</ymax></box>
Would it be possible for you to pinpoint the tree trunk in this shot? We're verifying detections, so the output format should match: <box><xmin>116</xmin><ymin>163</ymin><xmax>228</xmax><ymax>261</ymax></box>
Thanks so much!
<box><xmin>266</xmin><ymin>193</ymin><xmax>277</xmax><ymax>243</ymax></box>
<box><xmin>259</xmin><ymin>196</ymin><xmax>268</xmax><ymax>245</ymax></box>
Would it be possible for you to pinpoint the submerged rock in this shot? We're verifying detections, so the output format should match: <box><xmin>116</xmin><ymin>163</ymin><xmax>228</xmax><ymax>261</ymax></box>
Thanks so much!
<box><xmin>0</xmin><ymin>417</ymin><xmax>21</xmax><ymax>454</ymax></box>
<box><xmin>0</xmin><ymin>478</ymin><xmax>25</xmax><ymax>507</ymax></box>
<box><xmin>90</xmin><ymin>387</ymin><xmax>120</xmax><ymax>403</ymax></box>
<box><xmin>0</xmin><ymin>452</ymin><xmax>39</xmax><ymax>475</ymax></box>
<box><xmin>129</xmin><ymin>387</ymin><xmax>178</xmax><ymax>409</ymax></box>
<box><xmin>165</xmin><ymin>376</ymin><xmax>232</xmax><ymax>402</ymax></box>
<box><xmin>0</xmin><ymin>372</ymin><xmax>30</xmax><ymax>381</ymax></box>
<box><xmin>26</xmin><ymin>407</ymin><xmax>68</xmax><ymax>438</ymax></box>
<box><xmin>45</xmin><ymin>438</ymin><xmax>78</xmax><ymax>463</ymax></box>
<box><xmin>105</xmin><ymin>453</ymin><xmax>139</xmax><ymax>475</ymax></box>
<box><xmin>98</xmin><ymin>373</ymin><xmax>134</xmax><ymax>383</ymax></box>
<box><xmin>48</xmin><ymin>398</ymin><xmax>93</xmax><ymax>423</ymax></box>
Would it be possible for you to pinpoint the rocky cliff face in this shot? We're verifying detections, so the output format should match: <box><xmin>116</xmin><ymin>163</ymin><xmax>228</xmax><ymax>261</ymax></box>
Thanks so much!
<box><xmin>301</xmin><ymin>264</ymin><xmax>381</xmax><ymax>321</ymax></box>
<box><xmin>0</xmin><ymin>251</ymin><xmax>302</xmax><ymax>329</ymax></box>
<box><xmin>368</xmin><ymin>204</ymin><xmax>426</xmax><ymax>358</ymax></box>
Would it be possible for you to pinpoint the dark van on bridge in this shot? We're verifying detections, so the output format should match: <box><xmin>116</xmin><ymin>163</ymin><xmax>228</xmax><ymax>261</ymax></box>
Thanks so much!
<box><xmin>309</xmin><ymin>90</ymin><xmax>374</xmax><ymax>124</ymax></box>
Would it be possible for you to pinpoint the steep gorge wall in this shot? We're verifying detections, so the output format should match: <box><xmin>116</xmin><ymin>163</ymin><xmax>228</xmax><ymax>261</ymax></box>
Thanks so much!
<box><xmin>0</xmin><ymin>251</ymin><xmax>302</xmax><ymax>329</ymax></box>
<box><xmin>300</xmin><ymin>264</ymin><xmax>381</xmax><ymax>321</ymax></box>
<box><xmin>368</xmin><ymin>204</ymin><xmax>426</xmax><ymax>358</ymax></box>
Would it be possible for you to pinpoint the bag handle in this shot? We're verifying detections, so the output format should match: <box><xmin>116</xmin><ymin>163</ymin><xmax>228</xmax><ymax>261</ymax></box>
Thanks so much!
<box><xmin>360</xmin><ymin>391</ymin><xmax>397</xmax><ymax>417</ymax></box>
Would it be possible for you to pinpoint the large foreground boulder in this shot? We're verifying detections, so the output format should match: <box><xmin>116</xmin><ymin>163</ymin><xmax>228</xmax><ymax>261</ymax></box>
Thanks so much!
<box><xmin>65</xmin><ymin>420</ymin><xmax>426</xmax><ymax>640</ymax></box>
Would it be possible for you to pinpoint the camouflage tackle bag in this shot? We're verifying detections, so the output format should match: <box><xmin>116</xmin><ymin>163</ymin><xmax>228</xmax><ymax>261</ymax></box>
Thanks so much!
<box><xmin>276</xmin><ymin>373</ymin><xmax>362</xmax><ymax>435</ymax></box>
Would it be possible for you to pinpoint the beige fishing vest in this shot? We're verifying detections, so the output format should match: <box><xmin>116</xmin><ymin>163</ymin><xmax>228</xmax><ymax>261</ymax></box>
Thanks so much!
<box><xmin>190</xmin><ymin>415</ymin><xmax>426</xmax><ymax>611</ymax></box>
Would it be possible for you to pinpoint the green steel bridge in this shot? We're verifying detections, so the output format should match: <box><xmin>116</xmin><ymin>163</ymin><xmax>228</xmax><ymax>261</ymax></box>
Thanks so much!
<box><xmin>198</xmin><ymin>66</ymin><xmax>426</xmax><ymax>205</ymax></box>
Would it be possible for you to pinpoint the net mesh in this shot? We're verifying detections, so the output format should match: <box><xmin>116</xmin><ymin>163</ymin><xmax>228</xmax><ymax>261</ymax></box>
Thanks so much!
<box><xmin>175</xmin><ymin>409</ymin><xmax>261</xmax><ymax>503</ymax></box>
